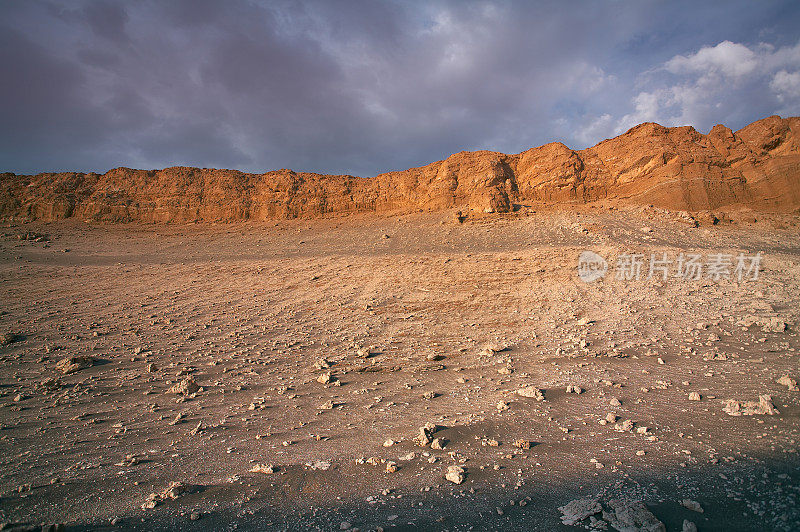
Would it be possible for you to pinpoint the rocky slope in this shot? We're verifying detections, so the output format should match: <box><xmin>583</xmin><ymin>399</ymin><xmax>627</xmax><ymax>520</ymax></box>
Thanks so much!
<box><xmin>1</xmin><ymin>115</ymin><xmax>799</xmax><ymax>222</ymax></box>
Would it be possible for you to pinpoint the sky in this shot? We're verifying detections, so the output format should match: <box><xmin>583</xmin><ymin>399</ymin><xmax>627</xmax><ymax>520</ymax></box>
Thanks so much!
<box><xmin>2</xmin><ymin>0</ymin><xmax>800</xmax><ymax>177</ymax></box>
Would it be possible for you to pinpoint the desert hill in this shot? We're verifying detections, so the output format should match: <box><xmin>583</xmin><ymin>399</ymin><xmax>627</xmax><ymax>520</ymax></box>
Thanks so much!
<box><xmin>1</xmin><ymin>115</ymin><xmax>799</xmax><ymax>222</ymax></box>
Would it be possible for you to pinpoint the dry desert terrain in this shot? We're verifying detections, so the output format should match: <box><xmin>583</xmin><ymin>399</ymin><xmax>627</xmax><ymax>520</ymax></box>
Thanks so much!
<box><xmin>0</xmin><ymin>205</ymin><xmax>799</xmax><ymax>531</ymax></box>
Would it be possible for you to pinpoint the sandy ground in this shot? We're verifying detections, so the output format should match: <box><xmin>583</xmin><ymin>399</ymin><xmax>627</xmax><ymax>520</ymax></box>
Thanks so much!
<box><xmin>0</xmin><ymin>206</ymin><xmax>799</xmax><ymax>531</ymax></box>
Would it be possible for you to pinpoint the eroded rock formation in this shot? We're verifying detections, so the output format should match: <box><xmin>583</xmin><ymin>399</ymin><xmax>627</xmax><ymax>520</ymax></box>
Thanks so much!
<box><xmin>1</xmin><ymin>115</ymin><xmax>798</xmax><ymax>222</ymax></box>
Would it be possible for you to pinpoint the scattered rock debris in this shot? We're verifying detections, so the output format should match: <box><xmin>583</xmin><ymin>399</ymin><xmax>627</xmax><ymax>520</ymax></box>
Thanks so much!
<box><xmin>54</xmin><ymin>356</ymin><xmax>95</xmax><ymax>374</ymax></box>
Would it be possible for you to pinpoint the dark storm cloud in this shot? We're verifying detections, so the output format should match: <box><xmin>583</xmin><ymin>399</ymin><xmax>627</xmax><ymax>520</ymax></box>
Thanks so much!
<box><xmin>1</xmin><ymin>0</ymin><xmax>799</xmax><ymax>176</ymax></box>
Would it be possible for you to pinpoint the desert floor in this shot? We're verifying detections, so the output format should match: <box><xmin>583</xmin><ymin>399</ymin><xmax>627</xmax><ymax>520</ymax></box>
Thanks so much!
<box><xmin>1</xmin><ymin>206</ymin><xmax>799</xmax><ymax>531</ymax></box>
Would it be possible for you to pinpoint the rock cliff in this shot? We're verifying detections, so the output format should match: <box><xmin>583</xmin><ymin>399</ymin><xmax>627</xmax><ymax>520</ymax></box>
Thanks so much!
<box><xmin>1</xmin><ymin>115</ymin><xmax>798</xmax><ymax>222</ymax></box>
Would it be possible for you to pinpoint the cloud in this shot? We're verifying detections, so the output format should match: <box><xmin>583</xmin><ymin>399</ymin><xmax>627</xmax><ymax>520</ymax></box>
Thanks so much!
<box><xmin>615</xmin><ymin>39</ymin><xmax>800</xmax><ymax>135</ymax></box>
<box><xmin>771</xmin><ymin>70</ymin><xmax>800</xmax><ymax>101</ymax></box>
<box><xmin>664</xmin><ymin>41</ymin><xmax>758</xmax><ymax>79</ymax></box>
<box><xmin>1</xmin><ymin>1</ymin><xmax>800</xmax><ymax>175</ymax></box>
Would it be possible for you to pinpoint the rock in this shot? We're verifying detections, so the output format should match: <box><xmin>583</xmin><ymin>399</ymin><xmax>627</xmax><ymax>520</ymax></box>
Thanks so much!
<box><xmin>680</xmin><ymin>499</ymin><xmax>704</xmax><ymax>513</ymax></box>
<box><xmin>723</xmin><ymin>395</ymin><xmax>779</xmax><ymax>416</ymax></box>
<box><xmin>249</xmin><ymin>463</ymin><xmax>275</xmax><ymax>474</ymax></box>
<box><xmin>609</xmin><ymin>398</ymin><xmax>622</xmax><ymax>407</ymax></box>
<box><xmin>431</xmin><ymin>437</ymin><xmax>447</xmax><ymax>450</ymax></box>
<box><xmin>603</xmin><ymin>499</ymin><xmax>665</xmax><ymax>532</ymax></box>
<box><xmin>615</xmin><ymin>419</ymin><xmax>635</xmax><ymax>432</ymax></box>
<box><xmin>516</xmin><ymin>386</ymin><xmax>545</xmax><ymax>400</ymax></box>
<box><xmin>168</xmin><ymin>378</ymin><xmax>200</xmax><ymax>395</ymax></box>
<box><xmin>682</xmin><ymin>520</ymin><xmax>698</xmax><ymax>532</ymax></box>
<box><xmin>558</xmin><ymin>498</ymin><xmax>602</xmax><ymax>526</ymax></box>
<box><xmin>739</xmin><ymin>315</ymin><xmax>787</xmax><ymax>333</ymax></box>
<box><xmin>314</xmin><ymin>358</ymin><xmax>331</xmax><ymax>369</ymax></box>
<box><xmin>482</xmin><ymin>341</ymin><xmax>509</xmax><ymax>354</ymax></box>
<box><xmin>340</xmin><ymin>522</ymin><xmax>352</xmax><ymax>530</ymax></box>
<box><xmin>5</xmin><ymin>116</ymin><xmax>800</xmax><ymax>223</ymax></box>
<box><xmin>496</xmin><ymin>400</ymin><xmax>510</xmax><ymax>411</ymax></box>
<box><xmin>415</xmin><ymin>423</ymin><xmax>437</xmax><ymax>446</ymax></box>
<box><xmin>143</xmin><ymin>482</ymin><xmax>201</xmax><ymax>509</ymax></box>
<box><xmin>305</xmin><ymin>460</ymin><xmax>331</xmax><ymax>471</ymax></box>
<box><xmin>761</xmin><ymin>317</ymin><xmax>787</xmax><ymax>333</ymax></box>
<box><xmin>356</xmin><ymin>347</ymin><xmax>375</xmax><ymax>358</ymax></box>
<box><xmin>777</xmin><ymin>375</ymin><xmax>799</xmax><ymax>391</ymax></box>
<box><xmin>385</xmin><ymin>461</ymin><xmax>398</xmax><ymax>473</ymax></box>
<box><xmin>55</xmin><ymin>355</ymin><xmax>94</xmax><ymax>374</ymax></box>
<box><xmin>422</xmin><ymin>391</ymin><xmax>437</xmax><ymax>399</ymax></box>
<box><xmin>115</xmin><ymin>454</ymin><xmax>140</xmax><ymax>466</ymax></box>
<box><xmin>566</xmin><ymin>385</ymin><xmax>584</xmax><ymax>394</ymax></box>
<box><xmin>513</xmin><ymin>439</ymin><xmax>532</xmax><ymax>449</ymax></box>
<box><xmin>688</xmin><ymin>392</ymin><xmax>701</xmax><ymax>401</ymax></box>
<box><xmin>445</xmin><ymin>465</ymin><xmax>466</xmax><ymax>484</ymax></box>
<box><xmin>383</xmin><ymin>439</ymin><xmax>395</xmax><ymax>447</ymax></box>
<box><xmin>317</xmin><ymin>372</ymin><xmax>335</xmax><ymax>384</ymax></box>
<box><xmin>163</xmin><ymin>481</ymin><xmax>200</xmax><ymax>499</ymax></box>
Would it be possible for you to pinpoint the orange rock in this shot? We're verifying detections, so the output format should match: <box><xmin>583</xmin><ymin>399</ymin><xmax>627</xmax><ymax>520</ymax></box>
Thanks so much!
<box><xmin>1</xmin><ymin>115</ymin><xmax>798</xmax><ymax>222</ymax></box>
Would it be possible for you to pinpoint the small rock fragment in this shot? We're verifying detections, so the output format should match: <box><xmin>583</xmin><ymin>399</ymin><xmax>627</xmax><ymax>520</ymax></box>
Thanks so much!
<box><xmin>249</xmin><ymin>464</ymin><xmax>275</xmax><ymax>474</ymax></box>
<box><xmin>305</xmin><ymin>460</ymin><xmax>331</xmax><ymax>471</ymax></box>
<box><xmin>682</xmin><ymin>520</ymin><xmax>698</xmax><ymax>532</ymax></box>
<box><xmin>777</xmin><ymin>375</ymin><xmax>799</xmax><ymax>391</ymax></box>
<box><xmin>142</xmin><ymin>482</ymin><xmax>201</xmax><ymax>509</ymax></box>
<box><xmin>558</xmin><ymin>498</ymin><xmax>602</xmax><ymax>526</ymax></box>
<box><xmin>416</xmin><ymin>423</ymin><xmax>437</xmax><ymax>446</ymax></box>
<box><xmin>314</xmin><ymin>358</ymin><xmax>331</xmax><ymax>370</ymax></box>
<box><xmin>680</xmin><ymin>499</ymin><xmax>704</xmax><ymax>513</ymax></box>
<box><xmin>723</xmin><ymin>395</ymin><xmax>778</xmax><ymax>416</ymax></box>
<box><xmin>516</xmin><ymin>386</ymin><xmax>545</xmax><ymax>401</ymax></box>
<box><xmin>603</xmin><ymin>499</ymin><xmax>665</xmax><ymax>532</ymax></box>
<box><xmin>55</xmin><ymin>356</ymin><xmax>95</xmax><ymax>374</ymax></box>
<box><xmin>615</xmin><ymin>419</ymin><xmax>635</xmax><ymax>432</ymax></box>
<box><xmin>317</xmin><ymin>372</ymin><xmax>335</xmax><ymax>385</ymax></box>
<box><xmin>445</xmin><ymin>465</ymin><xmax>466</xmax><ymax>484</ymax></box>
<box><xmin>168</xmin><ymin>378</ymin><xmax>200</xmax><ymax>395</ymax></box>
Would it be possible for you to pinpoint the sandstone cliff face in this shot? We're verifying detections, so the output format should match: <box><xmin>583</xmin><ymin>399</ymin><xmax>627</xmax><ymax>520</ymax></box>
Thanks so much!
<box><xmin>1</xmin><ymin>115</ymin><xmax>798</xmax><ymax>222</ymax></box>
